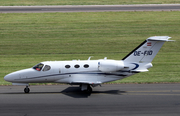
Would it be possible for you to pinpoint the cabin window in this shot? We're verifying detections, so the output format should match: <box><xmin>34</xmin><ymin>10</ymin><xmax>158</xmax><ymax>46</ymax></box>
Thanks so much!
<box><xmin>33</xmin><ymin>63</ymin><xmax>44</xmax><ymax>71</ymax></box>
<box><xmin>65</xmin><ymin>65</ymin><xmax>71</xmax><ymax>69</ymax></box>
<box><xmin>84</xmin><ymin>64</ymin><xmax>89</xmax><ymax>68</ymax></box>
<box><xmin>43</xmin><ymin>65</ymin><xmax>51</xmax><ymax>71</ymax></box>
<box><xmin>74</xmin><ymin>64</ymin><xmax>80</xmax><ymax>68</ymax></box>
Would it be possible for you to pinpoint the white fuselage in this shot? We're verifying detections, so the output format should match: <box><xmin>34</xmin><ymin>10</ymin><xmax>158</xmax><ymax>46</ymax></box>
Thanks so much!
<box><xmin>4</xmin><ymin>59</ymin><xmax>136</xmax><ymax>85</ymax></box>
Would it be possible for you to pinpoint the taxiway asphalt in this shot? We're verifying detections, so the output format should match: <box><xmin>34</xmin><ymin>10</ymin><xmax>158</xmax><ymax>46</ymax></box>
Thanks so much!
<box><xmin>0</xmin><ymin>84</ymin><xmax>180</xmax><ymax>116</ymax></box>
<box><xmin>1</xmin><ymin>4</ymin><xmax>180</xmax><ymax>116</ymax></box>
<box><xmin>0</xmin><ymin>4</ymin><xmax>180</xmax><ymax>13</ymax></box>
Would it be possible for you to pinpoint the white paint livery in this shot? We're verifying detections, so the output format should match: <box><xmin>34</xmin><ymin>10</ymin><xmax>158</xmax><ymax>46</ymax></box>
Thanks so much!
<box><xmin>4</xmin><ymin>36</ymin><xmax>174</xmax><ymax>93</ymax></box>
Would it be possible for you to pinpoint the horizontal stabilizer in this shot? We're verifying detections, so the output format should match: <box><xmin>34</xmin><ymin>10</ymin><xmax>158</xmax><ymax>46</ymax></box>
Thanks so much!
<box><xmin>131</xmin><ymin>69</ymin><xmax>149</xmax><ymax>73</ymax></box>
<box><xmin>147</xmin><ymin>36</ymin><xmax>175</xmax><ymax>41</ymax></box>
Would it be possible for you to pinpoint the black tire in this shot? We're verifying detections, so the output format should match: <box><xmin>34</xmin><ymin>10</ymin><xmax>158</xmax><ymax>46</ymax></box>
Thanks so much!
<box><xmin>24</xmin><ymin>87</ymin><xmax>30</xmax><ymax>93</ymax></box>
<box><xmin>87</xmin><ymin>85</ymin><xmax>92</xmax><ymax>93</ymax></box>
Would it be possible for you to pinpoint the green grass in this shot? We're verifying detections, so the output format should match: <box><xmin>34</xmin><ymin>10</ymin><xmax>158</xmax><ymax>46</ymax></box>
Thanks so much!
<box><xmin>0</xmin><ymin>11</ymin><xmax>180</xmax><ymax>85</ymax></box>
<box><xmin>0</xmin><ymin>0</ymin><xmax>180</xmax><ymax>6</ymax></box>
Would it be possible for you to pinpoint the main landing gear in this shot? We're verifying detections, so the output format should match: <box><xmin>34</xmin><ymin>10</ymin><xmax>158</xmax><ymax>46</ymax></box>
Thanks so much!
<box><xmin>24</xmin><ymin>86</ymin><xmax>30</xmax><ymax>93</ymax></box>
<box><xmin>86</xmin><ymin>85</ymin><xmax>92</xmax><ymax>93</ymax></box>
<box><xmin>80</xmin><ymin>84</ymin><xmax>92</xmax><ymax>93</ymax></box>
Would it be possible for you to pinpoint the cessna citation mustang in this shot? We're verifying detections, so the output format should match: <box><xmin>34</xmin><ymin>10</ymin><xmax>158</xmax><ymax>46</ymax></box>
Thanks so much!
<box><xmin>4</xmin><ymin>36</ymin><xmax>174</xmax><ymax>93</ymax></box>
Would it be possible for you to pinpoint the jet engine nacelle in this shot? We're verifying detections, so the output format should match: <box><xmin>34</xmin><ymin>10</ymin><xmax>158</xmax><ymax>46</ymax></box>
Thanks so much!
<box><xmin>98</xmin><ymin>60</ymin><xmax>124</xmax><ymax>72</ymax></box>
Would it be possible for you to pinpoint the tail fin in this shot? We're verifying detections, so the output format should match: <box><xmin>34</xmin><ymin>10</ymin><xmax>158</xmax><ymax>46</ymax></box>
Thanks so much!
<box><xmin>122</xmin><ymin>36</ymin><xmax>174</xmax><ymax>63</ymax></box>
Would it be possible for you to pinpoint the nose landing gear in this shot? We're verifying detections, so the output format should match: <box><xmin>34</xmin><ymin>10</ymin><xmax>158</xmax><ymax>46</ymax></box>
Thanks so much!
<box><xmin>24</xmin><ymin>86</ymin><xmax>30</xmax><ymax>93</ymax></box>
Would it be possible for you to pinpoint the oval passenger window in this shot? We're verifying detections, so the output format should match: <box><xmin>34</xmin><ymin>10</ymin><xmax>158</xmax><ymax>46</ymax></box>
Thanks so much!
<box><xmin>84</xmin><ymin>64</ymin><xmax>89</xmax><ymax>68</ymax></box>
<box><xmin>65</xmin><ymin>65</ymin><xmax>71</xmax><ymax>69</ymax></box>
<box><xmin>74</xmin><ymin>64</ymin><xmax>80</xmax><ymax>68</ymax></box>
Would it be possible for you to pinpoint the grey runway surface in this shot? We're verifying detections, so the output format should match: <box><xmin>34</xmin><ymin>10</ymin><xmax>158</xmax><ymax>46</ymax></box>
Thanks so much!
<box><xmin>0</xmin><ymin>4</ymin><xmax>180</xmax><ymax>13</ymax></box>
<box><xmin>0</xmin><ymin>84</ymin><xmax>180</xmax><ymax>116</ymax></box>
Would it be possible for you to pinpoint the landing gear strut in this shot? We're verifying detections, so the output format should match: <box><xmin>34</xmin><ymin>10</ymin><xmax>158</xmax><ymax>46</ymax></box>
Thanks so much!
<box><xmin>24</xmin><ymin>86</ymin><xmax>30</xmax><ymax>93</ymax></box>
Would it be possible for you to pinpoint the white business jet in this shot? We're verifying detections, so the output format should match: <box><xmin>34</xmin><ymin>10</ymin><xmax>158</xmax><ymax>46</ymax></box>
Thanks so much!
<box><xmin>4</xmin><ymin>36</ymin><xmax>174</xmax><ymax>93</ymax></box>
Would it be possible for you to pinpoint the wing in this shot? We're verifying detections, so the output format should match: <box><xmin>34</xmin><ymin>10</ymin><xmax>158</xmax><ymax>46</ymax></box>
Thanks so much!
<box><xmin>70</xmin><ymin>81</ymin><xmax>101</xmax><ymax>85</ymax></box>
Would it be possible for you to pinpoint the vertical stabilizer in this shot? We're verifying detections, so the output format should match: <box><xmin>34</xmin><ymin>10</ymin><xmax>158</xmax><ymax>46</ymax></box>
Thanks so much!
<box><xmin>122</xmin><ymin>36</ymin><xmax>173</xmax><ymax>63</ymax></box>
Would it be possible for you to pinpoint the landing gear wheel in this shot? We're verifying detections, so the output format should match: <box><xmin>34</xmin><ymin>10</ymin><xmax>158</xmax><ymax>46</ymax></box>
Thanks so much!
<box><xmin>87</xmin><ymin>85</ymin><xmax>92</xmax><ymax>93</ymax></box>
<box><xmin>24</xmin><ymin>86</ymin><xmax>30</xmax><ymax>93</ymax></box>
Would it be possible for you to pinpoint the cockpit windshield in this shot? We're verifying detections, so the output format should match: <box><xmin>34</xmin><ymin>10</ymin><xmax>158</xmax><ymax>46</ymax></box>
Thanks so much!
<box><xmin>43</xmin><ymin>65</ymin><xmax>51</xmax><ymax>71</ymax></box>
<box><xmin>33</xmin><ymin>63</ymin><xmax>44</xmax><ymax>71</ymax></box>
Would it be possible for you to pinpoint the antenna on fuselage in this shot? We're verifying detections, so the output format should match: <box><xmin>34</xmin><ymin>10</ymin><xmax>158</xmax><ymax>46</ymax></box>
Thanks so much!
<box><xmin>88</xmin><ymin>56</ymin><xmax>93</xmax><ymax>60</ymax></box>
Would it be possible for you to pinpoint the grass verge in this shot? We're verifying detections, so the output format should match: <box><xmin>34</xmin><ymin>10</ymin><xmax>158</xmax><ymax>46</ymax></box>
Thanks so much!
<box><xmin>0</xmin><ymin>11</ymin><xmax>179</xmax><ymax>85</ymax></box>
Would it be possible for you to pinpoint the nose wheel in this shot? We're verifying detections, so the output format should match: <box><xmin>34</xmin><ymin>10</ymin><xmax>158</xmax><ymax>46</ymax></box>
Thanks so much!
<box><xmin>24</xmin><ymin>86</ymin><xmax>30</xmax><ymax>93</ymax></box>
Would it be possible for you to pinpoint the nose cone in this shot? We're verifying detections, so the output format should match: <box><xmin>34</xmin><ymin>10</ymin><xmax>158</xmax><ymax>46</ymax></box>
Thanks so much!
<box><xmin>4</xmin><ymin>73</ymin><xmax>19</xmax><ymax>82</ymax></box>
<box><xmin>4</xmin><ymin>75</ymin><xmax>9</xmax><ymax>81</ymax></box>
<box><xmin>4</xmin><ymin>68</ymin><xmax>35</xmax><ymax>83</ymax></box>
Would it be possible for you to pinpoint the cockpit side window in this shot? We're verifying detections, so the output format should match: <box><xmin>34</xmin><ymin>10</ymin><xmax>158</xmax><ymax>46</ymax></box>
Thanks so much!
<box><xmin>43</xmin><ymin>65</ymin><xmax>51</xmax><ymax>71</ymax></box>
<box><xmin>33</xmin><ymin>63</ymin><xmax>44</xmax><ymax>71</ymax></box>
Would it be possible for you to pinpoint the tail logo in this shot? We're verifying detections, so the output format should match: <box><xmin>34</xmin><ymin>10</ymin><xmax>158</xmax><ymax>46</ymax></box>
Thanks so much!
<box><xmin>131</xmin><ymin>63</ymin><xmax>139</xmax><ymax>70</ymax></box>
